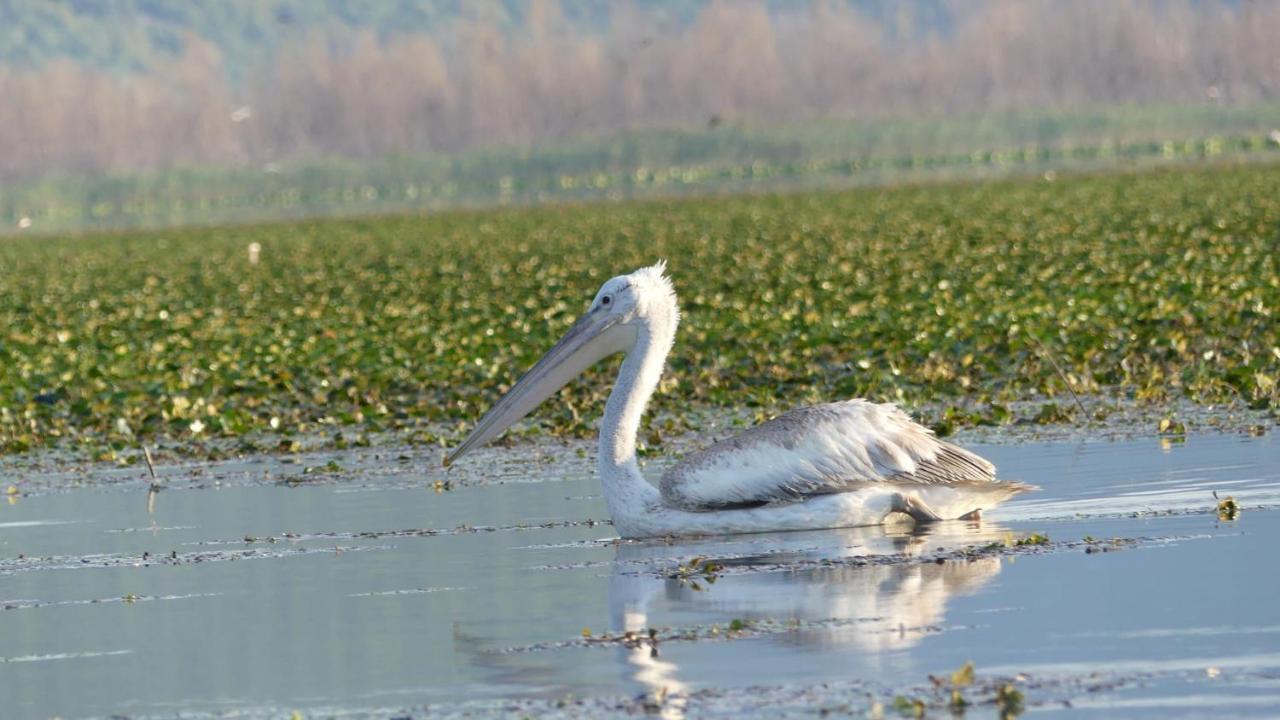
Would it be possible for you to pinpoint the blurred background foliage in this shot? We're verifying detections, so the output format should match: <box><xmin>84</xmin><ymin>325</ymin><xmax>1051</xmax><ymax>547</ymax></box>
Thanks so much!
<box><xmin>2</xmin><ymin>0</ymin><xmax>1279</xmax><ymax>232</ymax></box>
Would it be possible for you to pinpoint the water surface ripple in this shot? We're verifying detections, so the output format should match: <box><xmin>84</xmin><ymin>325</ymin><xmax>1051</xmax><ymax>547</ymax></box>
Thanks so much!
<box><xmin>0</xmin><ymin>433</ymin><xmax>1277</xmax><ymax>718</ymax></box>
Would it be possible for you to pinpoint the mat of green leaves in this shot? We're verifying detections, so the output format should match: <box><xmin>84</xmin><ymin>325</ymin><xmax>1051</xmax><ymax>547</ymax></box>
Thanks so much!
<box><xmin>2</xmin><ymin>162</ymin><xmax>1277</xmax><ymax>459</ymax></box>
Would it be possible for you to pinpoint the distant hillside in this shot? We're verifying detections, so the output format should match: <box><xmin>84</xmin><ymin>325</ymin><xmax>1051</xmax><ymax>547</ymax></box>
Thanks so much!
<box><xmin>0</xmin><ymin>0</ymin><xmax>542</xmax><ymax>75</ymax></box>
<box><xmin>0</xmin><ymin>0</ymin><xmax>957</xmax><ymax>77</ymax></box>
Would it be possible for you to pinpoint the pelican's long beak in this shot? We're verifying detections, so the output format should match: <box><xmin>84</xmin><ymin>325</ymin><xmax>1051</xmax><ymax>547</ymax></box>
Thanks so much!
<box><xmin>445</xmin><ymin>309</ymin><xmax>632</xmax><ymax>466</ymax></box>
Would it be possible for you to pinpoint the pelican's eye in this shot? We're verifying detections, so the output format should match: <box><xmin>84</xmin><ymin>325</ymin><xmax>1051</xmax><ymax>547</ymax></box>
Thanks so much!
<box><xmin>601</xmin><ymin>295</ymin><xmax>612</xmax><ymax>307</ymax></box>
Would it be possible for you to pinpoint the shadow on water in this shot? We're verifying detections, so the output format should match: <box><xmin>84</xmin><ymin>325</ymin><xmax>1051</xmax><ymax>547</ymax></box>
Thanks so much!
<box><xmin>0</xmin><ymin>433</ymin><xmax>1278</xmax><ymax>718</ymax></box>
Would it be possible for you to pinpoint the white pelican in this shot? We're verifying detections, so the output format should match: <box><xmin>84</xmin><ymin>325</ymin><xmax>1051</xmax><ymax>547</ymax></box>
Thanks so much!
<box><xmin>445</xmin><ymin>262</ymin><xmax>1031</xmax><ymax>538</ymax></box>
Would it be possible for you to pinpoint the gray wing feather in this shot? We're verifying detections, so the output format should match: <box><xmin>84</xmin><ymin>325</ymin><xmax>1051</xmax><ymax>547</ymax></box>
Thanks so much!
<box><xmin>661</xmin><ymin>400</ymin><xmax>997</xmax><ymax>511</ymax></box>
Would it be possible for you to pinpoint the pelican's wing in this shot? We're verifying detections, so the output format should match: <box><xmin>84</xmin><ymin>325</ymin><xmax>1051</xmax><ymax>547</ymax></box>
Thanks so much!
<box><xmin>660</xmin><ymin>400</ymin><xmax>999</xmax><ymax>511</ymax></box>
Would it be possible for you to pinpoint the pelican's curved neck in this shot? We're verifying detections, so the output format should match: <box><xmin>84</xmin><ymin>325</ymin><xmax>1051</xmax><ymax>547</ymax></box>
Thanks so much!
<box><xmin>599</xmin><ymin>319</ymin><xmax>673</xmax><ymax>509</ymax></box>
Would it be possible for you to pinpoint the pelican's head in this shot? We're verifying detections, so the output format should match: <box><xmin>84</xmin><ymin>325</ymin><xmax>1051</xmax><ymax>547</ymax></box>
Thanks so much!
<box><xmin>445</xmin><ymin>261</ymin><xmax>678</xmax><ymax>466</ymax></box>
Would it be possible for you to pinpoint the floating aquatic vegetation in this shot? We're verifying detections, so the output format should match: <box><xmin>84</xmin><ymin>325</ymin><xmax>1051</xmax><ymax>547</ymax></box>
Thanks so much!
<box><xmin>2</xmin><ymin>163</ymin><xmax>1278</xmax><ymax>457</ymax></box>
<box><xmin>0</xmin><ymin>544</ymin><xmax>384</xmax><ymax>576</ymax></box>
<box><xmin>946</xmin><ymin>660</ymin><xmax>976</xmax><ymax>711</ymax></box>
<box><xmin>996</xmin><ymin>682</ymin><xmax>1026</xmax><ymax>719</ymax></box>
<box><xmin>892</xmin><ymin>694</ymin><xmax>927</xmax><ymax>717</ymax></box>
<box><xmin>1</xmin><ymin>592</ymin><xmax>221</xmax><ymax>612</ymax></box>
<box><xmin>1216</xmin><ymin>494</ymin><xmax>1241</xmax><ymax>521</ymax></box>
<box><xmin>209</xmin><ymin>517</ymin><xmax>611</xmax><ymax>547</ymax></box>
<box><xmin>670</xmin><ymin>556</ymin><xmax>724</xmax><ymax>591</ymax></box>
<box><xmin>302</xmin><ymin>459</ymin><xmax>344</xmax><ymax>475</ymax></box>
<box><xmin>495</xmin><ymin>615</ymin><xmax>932</xmax><ymax>656</ymax></box>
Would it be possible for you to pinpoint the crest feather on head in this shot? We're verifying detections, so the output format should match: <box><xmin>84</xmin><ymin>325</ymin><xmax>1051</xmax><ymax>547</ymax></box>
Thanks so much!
<box><xmin>630</xmin><ymin>260</ymin><xmax>679</xmax><ymax>321</ymax></box>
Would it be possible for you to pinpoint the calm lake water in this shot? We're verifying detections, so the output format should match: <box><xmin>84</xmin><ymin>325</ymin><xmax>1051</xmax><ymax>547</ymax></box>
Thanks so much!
<box><xmin>1</xmin><ymin>433</ymin><xmax>1278</xmax><ymax>719</ymax></box>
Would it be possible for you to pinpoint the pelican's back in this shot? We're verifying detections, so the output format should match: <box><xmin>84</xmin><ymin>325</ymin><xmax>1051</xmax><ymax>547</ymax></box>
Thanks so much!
<box><xmin>661</xmin><ymin>400</ymin><xmax>1019</xmax><ymax>512</ymax></box>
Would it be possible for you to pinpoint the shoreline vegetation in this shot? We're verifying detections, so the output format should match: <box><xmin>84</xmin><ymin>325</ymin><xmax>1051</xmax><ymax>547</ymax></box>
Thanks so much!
<box><xmin>2</xmin><ymin>161</ymin><xmax>1277</xmax><ymax>462</ymax></box>
<box><xmin>5</xmin><ymin>1</ymin><xmax>1278</xmax><ymax>187</ymax></box>
<box><xmin>4</xmin><ymin>1</ymin><xmax>1280</xmax><ymax>236</ymax></box>
<box><xmin>4</xmin><ymin>105</ymin><xmax>1280</xmax><ymax>235</ymax></box>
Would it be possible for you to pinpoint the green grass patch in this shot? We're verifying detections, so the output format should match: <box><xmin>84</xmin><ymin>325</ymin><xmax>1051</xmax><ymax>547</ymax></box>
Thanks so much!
<box><xmin>1</xmin><ymin>162</ymin><xmax>1278</xmax><ymax>457</ymax></box>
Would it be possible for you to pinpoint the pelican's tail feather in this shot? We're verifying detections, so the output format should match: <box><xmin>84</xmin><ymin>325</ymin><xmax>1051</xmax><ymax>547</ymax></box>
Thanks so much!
<box><xmin>908</xmin><ymin>479</ymin><xmax>1035</xmax><ymax>520</ymax></box>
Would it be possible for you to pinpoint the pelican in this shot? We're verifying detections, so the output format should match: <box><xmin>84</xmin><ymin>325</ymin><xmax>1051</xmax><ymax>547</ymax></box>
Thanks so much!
<box><xmin>445</xmin><ymin>262</ymin><xmax>1031</xmax><ymax>538</ymax></box>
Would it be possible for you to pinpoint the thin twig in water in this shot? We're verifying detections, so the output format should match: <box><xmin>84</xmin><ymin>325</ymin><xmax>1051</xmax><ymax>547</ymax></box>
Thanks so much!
<box><xmin>1026</xmin><ymin>333</ymin><xmax>1088</xmax><ymax>417</ymax></box>
<box><xmin>142</xmin><ymin>446</ymin><xmax>157</xmax><ymax>479</ymax></box>
<box><xmin>143</xmin><ymin>446</ymin><xmax>162</xmax><ymax>490</ymax></box>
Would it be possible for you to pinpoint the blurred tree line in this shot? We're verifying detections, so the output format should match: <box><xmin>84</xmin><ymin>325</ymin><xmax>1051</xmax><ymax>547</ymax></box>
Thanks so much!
<box><xmin>0</xmin><ymin>0</ymin><xmax>1276</xmax><ymax>182</ymax></box>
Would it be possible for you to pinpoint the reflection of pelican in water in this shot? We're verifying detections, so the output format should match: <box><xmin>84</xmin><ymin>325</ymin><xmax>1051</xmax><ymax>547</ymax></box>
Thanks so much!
<box><xmin>447</xmin><ymin>263</ymin><xmax>1032</xmax><ymax>537</ymax></box>
<box><xmin>607</xmin><ymin>525</ymin><xmax>1006</xmax><ymax>714</ymax></box>
<box><xmin>610</xmin><ymin>602</ymin><xmax>690</xmax><ymax>720</ymax></box>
